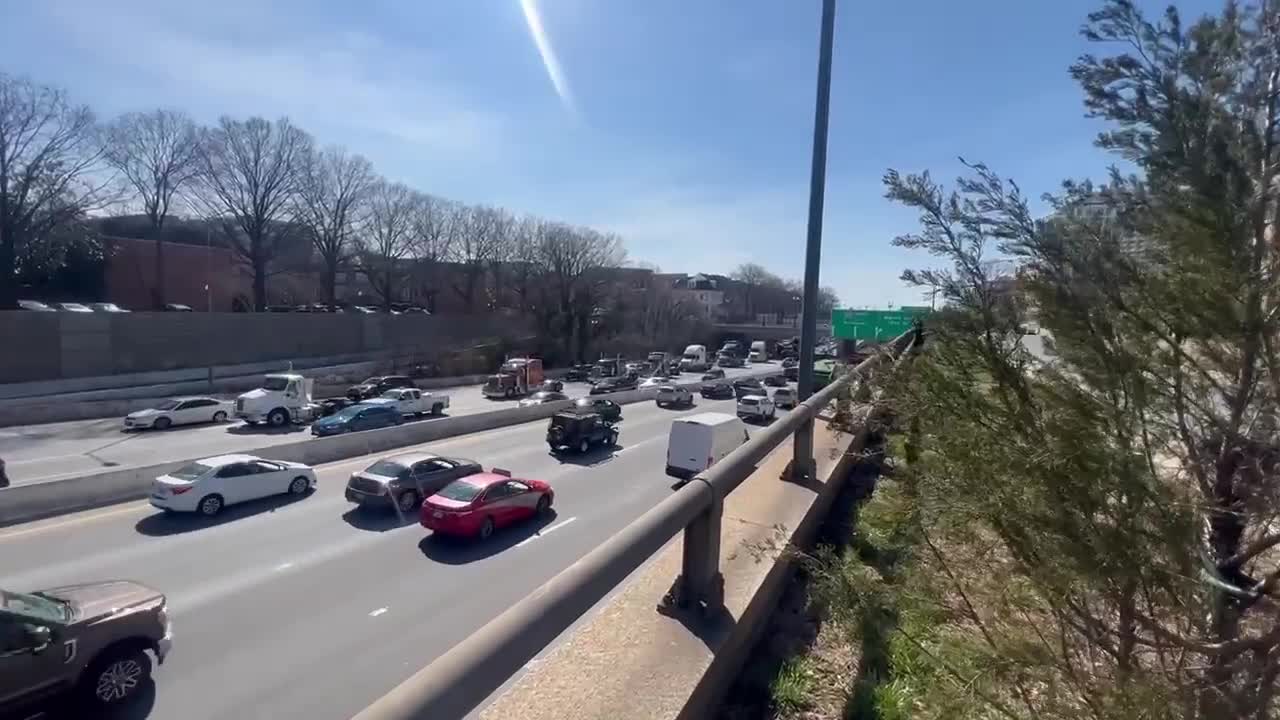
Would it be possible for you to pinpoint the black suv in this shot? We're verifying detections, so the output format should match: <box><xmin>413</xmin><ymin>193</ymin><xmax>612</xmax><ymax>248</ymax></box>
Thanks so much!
<box><xmin>546</xmin><ymin>412</ymin><xmax>619</xmax><ymax>454</ymax></box>
<box><xmin>701</xmin><ymin>380</ymin><xmax>734</xmax><ymax>399</ymax></box>
<box><xmin>733</xmin><ymin>378</ymin><xmax>766</xmax><ymax>399</ymax></box>
<box><xmin>346</xmin><ymin>375</ymin><xmax>415</xmax><ymax>401</ymax></box>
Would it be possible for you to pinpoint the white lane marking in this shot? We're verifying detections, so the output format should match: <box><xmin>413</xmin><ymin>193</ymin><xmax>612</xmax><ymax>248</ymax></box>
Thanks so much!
<box><xmin>515</xmin><ymin>516</ymin><xmax>577</xmax><ymax>548</ymax></box>
<box><xmin>369</xmin><ymin>607</ymin><xmax>389</xmax><ymax>617</ymax></box>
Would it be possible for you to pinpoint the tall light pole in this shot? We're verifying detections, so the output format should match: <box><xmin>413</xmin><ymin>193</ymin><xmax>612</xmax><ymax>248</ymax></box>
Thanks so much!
<box><xmin>793</xmin><ymin>0</ymin><xmax>837</xmax><ymax>480</ymax></box>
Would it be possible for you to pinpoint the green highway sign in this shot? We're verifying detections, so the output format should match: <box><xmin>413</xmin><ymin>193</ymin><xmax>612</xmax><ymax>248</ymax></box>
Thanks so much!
<box><xmin>830</xmin><ymin>308</ymin><xmax>923</xmax><ymax>341</ymax></box>
<box><xmin>899</xmin><ymin>305</ymin><xmax>932</xmax><ymax>314</ymax></box>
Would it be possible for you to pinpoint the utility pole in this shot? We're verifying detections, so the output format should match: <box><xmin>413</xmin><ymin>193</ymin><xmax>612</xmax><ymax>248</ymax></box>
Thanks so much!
<box><xmin>793</xmin><ymin>0</ymin><xmax>837</xmax><ymax>480</ymax></box>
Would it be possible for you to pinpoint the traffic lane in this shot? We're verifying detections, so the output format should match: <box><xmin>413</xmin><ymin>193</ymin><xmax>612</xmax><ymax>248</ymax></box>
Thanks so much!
<box><xmin>0</xmin><ymin>362</ymin><xmax>780</xmax><ymax>485</ymax></box>
<box><xmin>11</xmin><ymin>397</ymin><xmax>748</xmax><ymax>720</ymax></box>
<box><xmin>0</xmin><ymin>394</ymin><xmax>729</xmax><ymax>590</ymax></box>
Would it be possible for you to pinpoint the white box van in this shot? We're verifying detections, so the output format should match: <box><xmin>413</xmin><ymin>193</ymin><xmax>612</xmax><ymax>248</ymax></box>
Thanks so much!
<box><xmin>665</xmin><ymin>412</ymin><xmax>750</xmax><ymax>480</ymax></box>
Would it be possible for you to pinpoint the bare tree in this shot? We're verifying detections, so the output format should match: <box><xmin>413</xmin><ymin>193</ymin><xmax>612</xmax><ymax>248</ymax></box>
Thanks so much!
<box><xmin>358</xmin><ymin>179</ymin><xmax>417</xmax><ymax>309</ymax></box>
<box><xmin>405</xmin><ymin>193</ymin><xmax>457</xmax><ymax>311</ymax></box>
<box><xmin>536</xmin><ymin>221</ymin><xmax>625</xmax><ymax>358</ymax></box>
<box><xmin>191</xmin><ymin>116</ymin><xmax>312</xmax><ymax>311</ymax></box>
<box><xmin>732</xmin><ymin>262</ymin><xmax>783</xmax><ymax>321</ymax></box>
<box><xmin>448</xmin><ymin>204</ymin><xmax>504</xmax><ymax>311</ymax></box>
<box><xmin>297</xmin><ymin>145</ymin><xmax>374</xmax><ymax>304</ymax></box>
<box><xmin>103</xmin><ymin>109</ymin><xmax>201</xmax><ymax>308</ymax></box>
<box><xmin>0</xmin><ymin>73</ymin><xmax>107</xmax><ymax>308</ymax></box>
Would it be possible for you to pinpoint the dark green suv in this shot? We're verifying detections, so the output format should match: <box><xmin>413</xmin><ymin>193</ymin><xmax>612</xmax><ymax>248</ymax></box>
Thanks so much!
<box><xmin>547</xmin><ymin>412</ymin><xmax>618</xmax><ymax>454</ymax></box>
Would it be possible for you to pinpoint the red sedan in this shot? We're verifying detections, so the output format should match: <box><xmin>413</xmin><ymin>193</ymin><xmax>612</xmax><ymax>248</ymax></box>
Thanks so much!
<box><xmin>420</xmin><ymin>471</ymin><xmax>554</xmax><ymax>540</ymax></box>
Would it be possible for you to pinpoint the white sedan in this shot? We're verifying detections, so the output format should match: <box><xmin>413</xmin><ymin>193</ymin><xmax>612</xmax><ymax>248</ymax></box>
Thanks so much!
<box><xmin>656</xmin><ymin>384</ymin><xmax>693</xmax><ymax>408</ymax></box>
<box><xmin>639</xmin><ymin>376</ymin><xmax>667</xmax><ymax>388</ymax></box>
<box><xmin>150</xmin><ymin>454</ymin><xmax>317</xmax><ymax>516</ymax></box>
<box><xmin>123</xmin><ymin>397</ymin><xmax>234</xmax><ymax>431</ymax></box>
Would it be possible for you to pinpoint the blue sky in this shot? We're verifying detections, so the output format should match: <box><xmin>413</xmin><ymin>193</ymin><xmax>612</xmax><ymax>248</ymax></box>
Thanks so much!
<box><xmin>4</xmin><ymin>0</ymin><xmax>1220</xmax><ymax>307</ymax></box>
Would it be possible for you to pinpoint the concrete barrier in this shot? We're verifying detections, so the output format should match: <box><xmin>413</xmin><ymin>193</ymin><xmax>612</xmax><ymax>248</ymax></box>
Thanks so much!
<box><xmin>0</xmin><ymin>368</ymin><xmax>779</xmax><ymax>527</ymax></box>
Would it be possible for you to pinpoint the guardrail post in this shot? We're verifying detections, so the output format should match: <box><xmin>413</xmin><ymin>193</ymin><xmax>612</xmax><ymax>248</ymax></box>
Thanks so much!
<box><xmin>676</xmin><ymin>488</ymin><xmax>724</xmax><ymax>613</ymax></box>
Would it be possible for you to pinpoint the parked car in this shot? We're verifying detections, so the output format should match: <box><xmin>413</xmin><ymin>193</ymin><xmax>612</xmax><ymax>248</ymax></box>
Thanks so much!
<box><xmin>781</xmin><ymin>357</ymin><xmax>799</xmax><ymax>369</ymax></box>
<box><xmin>736</xmin><ymin>394</ymin><xmax>776</xmax><ymax>422</ymax></box>
<box><xmin>701</xmin><ymin>380</ymin><xmax>734</xmax><ymax>399</ymax></box>
<box><xmin>639</xmin><ymin>376</ymin><xmax>666</xmax><ymax>388</ymax></box>
<box><xmin>345</xmin><ymin>452</ymin><xmax>483</xmax><ymax>512</ymax></box>
<box><xmin>0</xmin><ymin>581</ymin><xmax>172</xmax><ymax>715</ymax></box>
<box><xmin>122</xmin><ymin>397</ymin><xmax>233</xmax><ymax>431</ymax></box>
<box><xmin>716</xmin><ymin>354</ymin><xmax>745</xmax><ymax>368</ymax></box>
<box><xmin>590</xmin><ymin>375</ymin><xmax>637</xmax><ymax>395</ymax></box>
<box><xmin>656</xmin><ymin>385</ymin><xmax>694</xmax><ymax>408</ymax></box>
<box><xmin>311</xmin><ymin>403</ymin><xmax>403</xmax><ymax>436</ymax></box>
<box><xmin>573</xmin><ymin>397</ymin><xmax>622</xmax><ymax>422</ymax></box>
<box><xmin>16</xmin><ymin>299</ymin><xmax>56</xmax><ymax>312</ymax></box>
<box><xmin>149</xmin><ymin>454</ymin><xmax>316</xmax><ymax>516</ymax></box>
<box><xmin>317</xmin><ymin>397</ymin><xmax>354</xmax><ymax>416</ymax></box>
<box><xmin>420</xmin><ymin>471</ymin><xmax>555</xmax><ymax>540</ymax></box>
<box><xmin>540</xmin><ymin>379</ymin><xmax>564</xmax><ymax>392</ymax></box>
<box><xmin>701</xmin><ymin>369</ymin><xmax>726</xmax><ymax>381</ymax></box>
<box><xmin>546</xmin><ymin>411</ymin><xmax>618</xmax><ymax>454</ymax></box>
<box><xmin>764</xmin><ymin>374</ymin><xmax>788</xmax><ymax>388</ymax></box>
<box><xmin>733</xmin><ymin>377</ymin><xmax>766</xmax><ymax>399</ymax></box>
<box><xmin>346</xmin><ymin>375</ymin><xmax>415</xmax><ymax>401</ymax></box>
<box><xmin>773</xmin><ymin>386</ymin><xmax>797</xmax><ymax>409</ymax></box>
<box><xmin>784</xmin><ymin>366</ymin><xmax>800</xmax><ymax>382</ymax></box>
<box><xmin>163</xmin><ymin>303</ymin><xmax>193</xmax><ymax>312</ymax></box>
<box><xmin>56</xmin><ymin>302</ymin><xmax>94</xmax><ymax>313</ymax></box>
<box><xmin>88</xmin><ymin>302</ymin><xmax>130</xmax><ymax>313</ymax></box>
<box><xmin>519</xmin><ymin>390</ymin><xmax>568</xmax><ymax>407</ymax></box>
<box><xmin>624</xmin><ymin>361</ymin><xmax>648</xmax><ymax>375</ymax></box>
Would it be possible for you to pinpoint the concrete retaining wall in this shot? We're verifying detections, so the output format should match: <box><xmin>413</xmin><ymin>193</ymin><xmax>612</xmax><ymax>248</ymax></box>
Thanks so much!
<box><xmin>0</xmin><ymin>311</ymin><xmax>527</xmax><ymax>383</ymax></box>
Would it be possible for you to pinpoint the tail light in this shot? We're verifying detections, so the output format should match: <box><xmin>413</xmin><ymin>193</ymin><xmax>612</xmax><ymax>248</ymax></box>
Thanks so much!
<box><xmin>170</xmin><ymin>486</ymin><xmax>193</xmax><ymax>495</ymax></box>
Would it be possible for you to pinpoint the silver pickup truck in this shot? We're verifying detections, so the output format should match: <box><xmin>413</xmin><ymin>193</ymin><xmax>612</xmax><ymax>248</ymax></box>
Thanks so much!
<box><xmin>1</xmin><ymin>581</ymin><xmax>172</xmax><ymax>715</ymax></box>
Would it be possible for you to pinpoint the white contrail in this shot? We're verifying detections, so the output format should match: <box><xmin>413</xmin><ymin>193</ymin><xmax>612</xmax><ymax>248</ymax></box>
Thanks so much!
<box><xmin>519</xmin><ymin>0</ymin><xmax>576</xmax><ymax>113</ymax></box>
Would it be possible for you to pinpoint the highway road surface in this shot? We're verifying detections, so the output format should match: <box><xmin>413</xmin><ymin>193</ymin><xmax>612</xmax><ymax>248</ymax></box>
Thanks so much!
<box><xmin>2</xmin><ymin>389</ymin><xmax>793</xmax><ymax>720</ymax></box>
<box><xmin>0</xmin><ymin>363</ymin><xmax>782</xmax><ymax>486</ymax></box>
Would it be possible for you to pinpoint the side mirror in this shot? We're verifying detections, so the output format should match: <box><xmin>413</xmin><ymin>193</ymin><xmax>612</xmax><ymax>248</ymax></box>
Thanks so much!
<box><xmin>26</xmin><ymin>625</ymin><xmax>51</xmax><ymax>653</ymax></box>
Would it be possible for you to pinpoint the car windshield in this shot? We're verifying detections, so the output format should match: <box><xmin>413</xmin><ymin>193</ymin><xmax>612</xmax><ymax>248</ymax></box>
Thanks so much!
<box><xmin>1</xmin><ymin>590</ymin><xmax>70</xmax><ymax>624</ymax></box>
<box><xmin>359</xmin><ymin>377</ymin><xmax>382</xmax><ymax>385</ymax></box>
<box><xmin>263</xmin><ymin>377</ymin><xmax>290</xmax><ymax>391</ymax></box>
<box><xmin>365</xmin><ymin>460</ymin><xmax>407</xmax><ymax>477</ymax></box>
<box><xmin>436</xmin><ymin>480</ymin><xmax>483</xmax><ymax>502</ymax></box>
<box><xmin>155</xmin><ymin>399</ymin><xmax>182</xmax><ymax>411</ymax></box>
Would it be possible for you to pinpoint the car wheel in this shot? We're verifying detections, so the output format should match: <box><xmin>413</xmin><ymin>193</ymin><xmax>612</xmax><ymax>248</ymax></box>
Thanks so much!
<box><xmin>212</xmin><ymin>410</ymin><xmax>228</xmax><ymax>423</ymax></box>
<box><xmin>288</xmin><ymin>476</ymin><xmax>310</xmax><ymax>495</ymax></box>
<box><xmin>579</xmin><ymin>439</ymin><xmax>590</xmax><ymax>453</ymax></box>
<box><xmin>536</xmin><ymin>495</ymin><xmax>551</xmax><ymax>515</ymax></box>
<box><xmin>267</xmin><ymin>409</ymin><xmax>289</xmax><ymax>427</ymax></box>
<box><xmin>609</xmin><ymin>430</ymin><xmax>619</xmax><ymax>447</ymax></box>
<box><xmin>84</xmin><ymin>646</ymin><xmax>152</xmax><ymax>707</ymax></box>
<box><xmin>506</xmin><ymin>387</ymin><xmax>515</xmax><ymax>399</ymax></box>
<box><xmin>478</xmin><ymin>516</ymin><xmax>495</xmax><ymax>540</ymax></box>
<box><xmin>397</xmin><ymin>490</ymin><xmax>419</xmax><ymax>512</ymax></box>
<box><xmin>152</xmin><ymin>416</ymin><xmax>172</xmax><ymax>431</ymax></box>
<box><xmin>198</xmin><ymin>494</ymin><xmax>224</xmax><ymax>517</ymax></box>
<box><xmin>432</xmin><ymin>403</ymin><xmax>443</xmax><ymax>415</ymax></box>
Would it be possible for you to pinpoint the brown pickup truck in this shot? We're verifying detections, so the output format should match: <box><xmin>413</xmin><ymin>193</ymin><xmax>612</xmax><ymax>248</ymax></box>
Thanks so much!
<box><xmin>0</xmin><ymin>581</ymin><xmax>172</xmax><ymax>715</ymax></box>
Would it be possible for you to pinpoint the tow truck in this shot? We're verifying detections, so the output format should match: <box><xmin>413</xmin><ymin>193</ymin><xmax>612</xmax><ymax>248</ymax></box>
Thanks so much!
<box><xmin>482</xmin><ymin>357</ymin><xmax>545</xmax><ymax>399</ymax></box>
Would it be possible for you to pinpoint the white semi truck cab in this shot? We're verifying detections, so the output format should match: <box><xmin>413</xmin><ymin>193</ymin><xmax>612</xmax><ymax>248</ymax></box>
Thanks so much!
<box><xmin>679</xmin><ymin>344</ymin><xmax>709</xmax><ymax>372</ymax></box>
<box><xmin>235</xmin><ymin>373</ymin><xmax>319</xmax><ymax>427</ymax></box>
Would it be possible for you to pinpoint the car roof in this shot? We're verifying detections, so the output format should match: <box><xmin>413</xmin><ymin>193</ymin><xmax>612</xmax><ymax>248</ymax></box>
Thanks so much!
<box><xmin>456</xmin><ymin>472</ymin><xmax>521</xmax><ymax>488</ymax></box>
<box><xmin>196</xmin><ymin>453</ymin><xmax>261</xmax><ymax>466</ymax></box>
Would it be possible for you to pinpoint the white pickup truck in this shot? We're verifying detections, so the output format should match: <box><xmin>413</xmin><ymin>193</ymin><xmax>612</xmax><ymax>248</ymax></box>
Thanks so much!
<box><xmin>361</xmin><ymin>387</ymin><xmax>449</xmax><ymax>417</ymax></box>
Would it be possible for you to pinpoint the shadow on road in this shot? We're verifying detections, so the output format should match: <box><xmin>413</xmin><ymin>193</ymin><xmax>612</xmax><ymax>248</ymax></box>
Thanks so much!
<box><xmin>133</xmin><ymin>492</ymin><xmax>312</xmax><ymax>536</ymax></box>
<box><xmin>23</xmin><ymin>679</ymin><xmax>156</xmax><ymax>720</ymax></box>
<box><xmin>548</xmin><ymin>443</ymin><xmax>621</xmax><ymax>467</ymax></box>
<box><xmin>224</xmin><ymin>422</ymin><xmax>309</xmax><ymax>437</ymax></box>
<box><xmin>418</xmin><ymin>509</ymin><xmax>559</xmax><ymax>565</ymax></box>
<box><xmin>341</xmin><ymin>505</ymin><xmax>420</xmax><ymax>532</ymax></box>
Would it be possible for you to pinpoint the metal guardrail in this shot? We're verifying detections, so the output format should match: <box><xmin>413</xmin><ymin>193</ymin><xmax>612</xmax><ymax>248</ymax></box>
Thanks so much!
<box><xmin>353</xmin><ymin>329</ymin><xmax>919</xmax><ymax>720</ymax></box>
